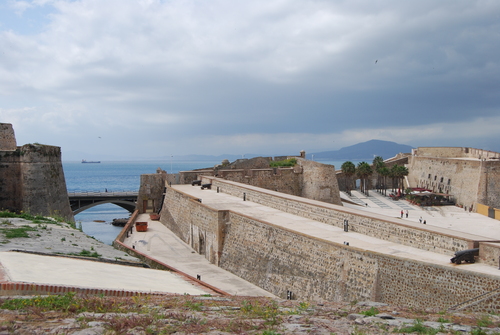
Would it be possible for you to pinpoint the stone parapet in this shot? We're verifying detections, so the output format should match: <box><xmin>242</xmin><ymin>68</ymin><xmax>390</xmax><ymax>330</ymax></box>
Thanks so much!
<box><xmin>203</xmin><ymin>177</ymin><xmax>478</xmax><ymax>255</ymax></box>
<box><xmin>159</xmin><ymin>183</ymin><xmax>500</xmax><ymax>311</ymax></box>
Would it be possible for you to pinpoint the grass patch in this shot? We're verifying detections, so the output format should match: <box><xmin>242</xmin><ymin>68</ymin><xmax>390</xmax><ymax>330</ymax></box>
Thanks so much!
<box><xmin>0</xmin><ymin>292</ymin><xmax>130</xmax><ymax>314</ymax></box>
<box><xmin>360</xmin><ymin>306</ymin><xmax>379</xmax><ymax>316</ymax></box>
<box><xmin>477</xmin><ymin>314</ymin><xmax>493</xmax><ymax>328</ymax></box>
<box><xmin>269</xmin><ymin>158</ymin><xmax>297</xmax><ymax>167</ymax></box>
<box><xmin>241</xmin><ymin>299</ymin><xmax>281</xmax><ymax>326</ymax></box>
<box><xmin>394</xmin><ymin>319</ymin><xmax>439</xmax><ymax>334</ymax></box>
<box><xmin>0</xmin><ymin>225</ymin><xmax>37</xmax><ymax>238</ymax></box>
<box><xmin>71</xmin><ymin>249</ymin><xmax>102</xmax><ymax>258</ymax></box>
<box><xmin>0</xmin><ymin>210</ymin><xmax>62</xmax><ymax>224</ymax></box>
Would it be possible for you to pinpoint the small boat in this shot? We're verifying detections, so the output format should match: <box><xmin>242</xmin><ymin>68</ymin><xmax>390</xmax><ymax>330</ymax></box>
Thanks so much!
<box><xmin>112</xmin><ymin>218</ymin><xmax>129</xmax><ymax>226</ymax></box>
<box><xmin>82</xmin><ymin>159</ymin><xmax>101</xmax><ymax>163</ymax></box>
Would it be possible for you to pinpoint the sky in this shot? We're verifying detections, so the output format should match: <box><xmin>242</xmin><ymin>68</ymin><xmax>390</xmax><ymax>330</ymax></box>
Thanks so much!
<box><xmin>1</xmin><ymin>0</ymin><xmax>499</xmax><ymax>160</ymax></box>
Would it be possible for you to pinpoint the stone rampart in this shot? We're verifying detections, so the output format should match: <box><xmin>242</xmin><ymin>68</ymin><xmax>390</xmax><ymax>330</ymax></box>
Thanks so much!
<box><xmin>202</xmin><ymin>177</ymin><xmax>478</xmax><ymax>255</ymax></box>
<box><xmin>219</xmin><ymin>211</ymin><xmax>500</xmax><ymax>311</ymax></box>
<box><xmin>178</xmin><ymin>156</ymin><xmax>342</xmax><ymax>206</ymax></box>
<box><xmin>0</xmin><ymin>143</ymin><xmax>73</xmax><ymax>221</ymax></box>
<box><xmin>18</xmin><ymin>144</ymin><xmax>74</xmax><ymax>221</ymax></box>
<box><xmin>159</xmin><ymin>183</ymin><xmax>500</xmax><ymax>311</ymax></box>
<box><xmin>137</xmin><ymin>169</ymin><xmax>166</xmax><ymax>214</ymax></box>
<box><xmin>218</xmin><ymin>168</ymin><xmax>301</xmax><ymax>196</ymax></box>
<box><xmin>159</xmin><ymin>187</ymin><xmax>227</xmax><ymax>265</ymax></box>
<box><xmin>413</xmin><ymin>147</ymin><xmax>500</xmax><ymax>160</ymax></box>
<box><xmin>0</xmin><ymin>150</ymin><xmax>22</xmax><ymax>211</ymax></box>
<box><xmin>407</xmin><ymin>152</ymin><xmax>500</xmax><ymax>209</ymax></box>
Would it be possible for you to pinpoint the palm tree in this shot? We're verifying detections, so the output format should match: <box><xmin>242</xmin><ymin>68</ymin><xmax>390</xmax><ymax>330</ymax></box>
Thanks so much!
<box><xmin>341</xmin><ymin>161</ymin><xmax>356</xmax><ymax>196</ymax></box>
<box><xmin>378</xmin><ymin>166</ymin><xmax>390</xmax><ymax>196</ymax></box>
<box><xmin>390</xmin><ymin>164</ymin><xmax>409</xmax><ymax>196</ymax></box>
<box><xmin>356</xmin><ymin>161</ymin><xmax>373</xmax><ymax>196</ymax></box>
<box><xmin>396</xmin><ymin>165</ymin><xmax>409</xmax><ymax>195</ymax></box>
<box><xmin>372</xmin><ymin>156</ymin><xmax>385</xmax><ymax>192</ymax></box>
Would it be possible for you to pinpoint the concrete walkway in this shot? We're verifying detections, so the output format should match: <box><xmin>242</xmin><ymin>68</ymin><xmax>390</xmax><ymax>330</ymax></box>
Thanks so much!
<box><xmin>121</xmin><ymin>214</ymin><xmax>276</xmax><ymax>297</ymax></box>
<box><xmin>0</xmin><ymin>251</ymin><xmax>208</xmax><ymax>295</ymax></box>
<box><xmin>171</xmin><ymin>185</ymin><xmax>500</xmax><ymax>277</ymax></box>
<box><xmin>344</xmin><ymin>189</ymin><xmax>500</xmax><ymax>240</ymax></box>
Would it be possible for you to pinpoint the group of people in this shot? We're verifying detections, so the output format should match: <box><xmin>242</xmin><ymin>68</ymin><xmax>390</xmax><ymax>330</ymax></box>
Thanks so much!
<box><xmin>400</xmin><ymin>210</ymin><xmax>426</xmax><ymax>224</ymax></box>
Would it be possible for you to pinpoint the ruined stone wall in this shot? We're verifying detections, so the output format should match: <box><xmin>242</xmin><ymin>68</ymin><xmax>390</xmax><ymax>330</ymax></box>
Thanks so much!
<box><xmin>159</xmin><ymin>187</ymin><xmax>226</xmax><ymax>264</ymax></box>
<box><xmin>203</xmin><ymin>177</ymin><xmax>477</xmax><ymax>255</ymax></box>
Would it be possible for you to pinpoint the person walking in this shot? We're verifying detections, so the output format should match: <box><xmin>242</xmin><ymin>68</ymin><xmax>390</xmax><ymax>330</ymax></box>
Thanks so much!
<box><xmin>401</xmin><ymin>210</ymin><xmax>404</xmax><ymax>218</ymax></box>
<box><xmin>419</xmin><ymin>216</ymin><xmax>422</xmax><ymax>223</ymax></box>
<box><xmin>405</xmin><ymin>210</ymin><xmax>409</xmax><ymax>218</ymax></box>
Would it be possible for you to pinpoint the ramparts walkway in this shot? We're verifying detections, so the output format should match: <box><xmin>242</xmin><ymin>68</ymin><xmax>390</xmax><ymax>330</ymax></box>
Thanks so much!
<box><xmin>121</xmin><ymin>214</ymin><xmax>276</xmax><ymax>297</ymax></box>
<box><xmin>169</xmin><ymin>184</ymin><xmax>500</xmax><ymax>277</ymax></box>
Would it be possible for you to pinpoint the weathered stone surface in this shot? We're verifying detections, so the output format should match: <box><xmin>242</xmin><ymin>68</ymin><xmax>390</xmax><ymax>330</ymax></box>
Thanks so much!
<box><xmin>0</xmin><ymin>123</ymin><xmax>16</xmax><ymax>151</ymax></box>
<box><xmin>0</xmin><ymin>125</ymin><xmax>74</xmax><ymax>222</ymax></box>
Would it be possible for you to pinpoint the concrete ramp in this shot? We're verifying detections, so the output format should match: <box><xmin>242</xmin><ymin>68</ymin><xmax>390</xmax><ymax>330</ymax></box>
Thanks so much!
<box><xmin>0</xmin><ymin>251</ymin><xmax>210</xmax><ymax>296</ymax></box>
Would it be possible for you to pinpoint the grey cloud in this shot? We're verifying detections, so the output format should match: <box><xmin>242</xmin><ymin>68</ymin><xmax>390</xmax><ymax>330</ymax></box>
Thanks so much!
<box><xmin>1</xmin><ymin>0</ymin><xmax>499</xmax><ymax>157</ymax></box>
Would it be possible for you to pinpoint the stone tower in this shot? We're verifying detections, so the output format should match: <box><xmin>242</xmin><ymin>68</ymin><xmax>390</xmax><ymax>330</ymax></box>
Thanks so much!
<box><xmin>0</xmin><ymin>123</ymin><xmax>74</xmax><ymax>222</ymax></box>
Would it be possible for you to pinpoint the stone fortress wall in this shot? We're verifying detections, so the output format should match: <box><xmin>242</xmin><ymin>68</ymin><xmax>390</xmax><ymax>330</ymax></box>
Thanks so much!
<box><xmin>407</xmin><ymin>147</ymin><xmax>500</xmax><ymax>211</ymax></box>
<box><xmin>136</xmin><ymin>169</ymin><xmax>167</xmax><ymax>214</ymax></box>
<box><xmin>159</xmin><ymin>177</ymin><xmax>500</xmax><ymax>312</ymax></box>
<box><xmin>0</xmin><ymin>123</ymin><xmax>74</xmax><ymax>221</ymax></box>
<box><xmin>179</xmin><ymin>154</ymin><xmax>342</xmax><ymax>206</ymax></box>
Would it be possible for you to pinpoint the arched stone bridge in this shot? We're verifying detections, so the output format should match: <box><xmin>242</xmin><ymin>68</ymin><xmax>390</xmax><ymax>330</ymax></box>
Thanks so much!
<box><xmin>68</xmin><ymin>191</ymin><xmax>138</xmax><ymax>214</ymax></box>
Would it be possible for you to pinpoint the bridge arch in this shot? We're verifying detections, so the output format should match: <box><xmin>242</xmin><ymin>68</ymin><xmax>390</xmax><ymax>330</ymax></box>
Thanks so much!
<box><xmin>69</xmin><ymin>191</ymin><xmax>138</xmax><ymax>215</ymax></box>
<box><xmin>73</xmin><ymin>200</ymin><xmax>137</xmax><ymax>215</ymax></box>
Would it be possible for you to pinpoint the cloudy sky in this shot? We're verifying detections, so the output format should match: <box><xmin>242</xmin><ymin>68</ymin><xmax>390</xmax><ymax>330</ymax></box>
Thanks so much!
<box><xmin>1</xmin><ymin>0</ymin><xmax>499</xmax><ymax>160</ymax></box>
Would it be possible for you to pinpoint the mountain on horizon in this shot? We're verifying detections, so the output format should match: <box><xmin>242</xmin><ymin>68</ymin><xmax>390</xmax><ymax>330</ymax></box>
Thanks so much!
<box><xmin>62</xmin><ymin>139</ymin><xmax>413</xmax><ymax>162</ymax></box>
<box><xmin>310</xmin><ymin>139</ymin><xmax>414</xmax><ymax>161</ymax></box>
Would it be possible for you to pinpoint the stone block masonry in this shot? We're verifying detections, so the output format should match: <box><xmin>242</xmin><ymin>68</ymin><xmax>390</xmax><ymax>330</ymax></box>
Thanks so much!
<box><xmin>407</xmin><ymin>147</ymin><xmax>500</xmax><ymax>210</ymax></box>
<box><xmin>136</xmin><ymin>169</ymin><xmax>166</xmax><ymax>214</ymax></box>
<box><xmin>203</xmin><ymin>177</ymin><xmax>479</xmax><ymax>256</ymax></box>
<box><xmin>159</xmin><ymin>179</ymin><xmax>500</xmax><ymax>312</ymax></box>
<box><xmin>0</xmin><ymin>124</ymin><xmax>74</xmax><ymax>222</ymax></box>
<box><xmin>219</xmin><ymin>211</ymin><xmax>500</xmax><ymax>311</ymax></box>
<box><xmin>159</xmin><ymin>188</ymin><xmax>227</xmax><ymax>265</ymax></box>
<box><xmin>178</xmin><ymin>156</ymin><xmax>342</xmax><ymax>206</ymax></box>
<box><xmin>0</xmin><ymin>123</ymin><xmax>16</xmax><ymax>151</ymax></box>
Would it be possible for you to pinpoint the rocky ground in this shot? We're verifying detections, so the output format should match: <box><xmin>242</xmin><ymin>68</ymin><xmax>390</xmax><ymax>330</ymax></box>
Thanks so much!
<box><xmin>1</xmin><ymin>295</ymin><xmax>500</xmax><ymax>334</ymax></box>
<box><xmin>0</xmin><ymin>215</ymin><xmax>500</xmax><ymax>334</ymax></box>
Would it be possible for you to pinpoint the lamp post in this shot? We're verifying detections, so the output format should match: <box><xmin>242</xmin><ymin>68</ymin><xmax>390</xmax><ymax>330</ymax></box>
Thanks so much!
<box><xmin>170</xmin><ymin>155</ymin><xmax>173</xmax><ymax>174</ymax></box>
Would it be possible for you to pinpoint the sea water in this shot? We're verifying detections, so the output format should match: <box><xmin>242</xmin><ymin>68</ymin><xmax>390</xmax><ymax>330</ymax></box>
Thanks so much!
<box><xmin>63</xmin><ymin>160</ymin><xmax>221</xmax><ymax>245</ymax></box>
<box><xmin>63</xmin><ymin>159</ymin><xmax>350</xmax><ymax>245</ymax></box>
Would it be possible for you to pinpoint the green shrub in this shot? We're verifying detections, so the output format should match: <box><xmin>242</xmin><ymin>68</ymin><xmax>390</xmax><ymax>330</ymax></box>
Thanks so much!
<box><xmin>360</xmin><ymin>306</ymin><xmax>379</xmax><ymax>316</ymax></box>
<box><xmin>270</xmin><ymin>158</ymin><xmax>297</xmax><ymax>167</ymax></box>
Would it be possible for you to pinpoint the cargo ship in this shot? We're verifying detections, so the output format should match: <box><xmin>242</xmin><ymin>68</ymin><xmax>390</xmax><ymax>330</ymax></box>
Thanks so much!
<box><xmin>81</xmin><ymin>159</ymin><xmax>101</xmax><ymax>163</ymax></box>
